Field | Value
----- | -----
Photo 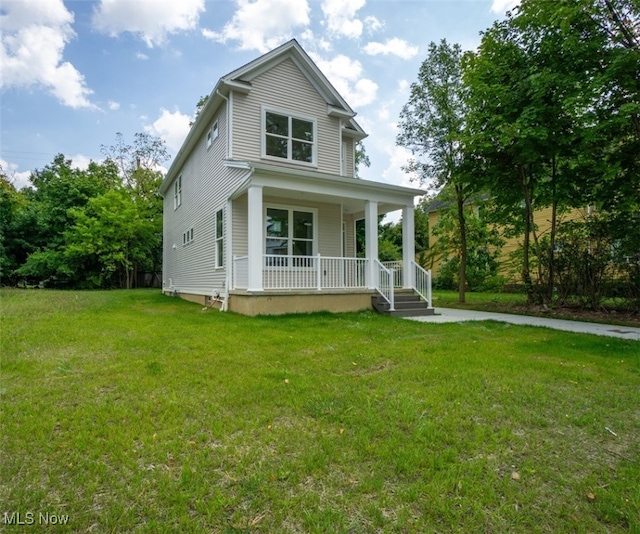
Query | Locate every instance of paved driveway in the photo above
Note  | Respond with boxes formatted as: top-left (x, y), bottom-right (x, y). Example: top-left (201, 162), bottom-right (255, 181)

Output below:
top-left (408, 308), bottom-right (640, 341)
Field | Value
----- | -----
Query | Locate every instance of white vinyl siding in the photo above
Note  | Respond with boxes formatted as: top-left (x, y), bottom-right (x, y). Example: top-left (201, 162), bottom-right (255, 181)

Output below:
top-left (163, 102), bottom-right (251, 294)
top-left (232, 58), bottom-right (342, 174)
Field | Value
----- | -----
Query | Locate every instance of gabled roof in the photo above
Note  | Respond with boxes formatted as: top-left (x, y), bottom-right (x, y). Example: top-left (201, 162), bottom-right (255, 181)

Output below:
top-left (161, 39), bottom-right (366, 194)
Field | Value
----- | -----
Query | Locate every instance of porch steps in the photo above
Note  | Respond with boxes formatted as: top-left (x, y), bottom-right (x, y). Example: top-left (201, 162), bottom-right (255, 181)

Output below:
top-left (371, 291), bottom-right (435, 317)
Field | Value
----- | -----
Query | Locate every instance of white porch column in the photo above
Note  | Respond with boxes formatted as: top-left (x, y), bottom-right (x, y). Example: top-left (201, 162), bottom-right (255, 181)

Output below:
top-left (365, 200), bottom-right (378, 288)
top-left (402, 204), bottom-right (415, 288)
top-left (247, 185), bottom-right (263, 291)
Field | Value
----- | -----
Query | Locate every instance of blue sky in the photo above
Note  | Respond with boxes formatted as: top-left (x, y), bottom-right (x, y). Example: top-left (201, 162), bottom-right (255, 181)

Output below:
top-left (1, 0), bottom-right (518, 193)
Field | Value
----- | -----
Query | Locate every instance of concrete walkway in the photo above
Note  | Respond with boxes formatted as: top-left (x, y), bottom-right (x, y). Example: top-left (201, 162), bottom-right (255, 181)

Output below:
top-left (407, 308), bottom-right (640, 341)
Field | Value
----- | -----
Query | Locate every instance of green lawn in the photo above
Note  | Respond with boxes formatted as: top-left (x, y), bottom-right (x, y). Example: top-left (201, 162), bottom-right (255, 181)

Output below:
top-left (2, 289), bottom-right (639, 533)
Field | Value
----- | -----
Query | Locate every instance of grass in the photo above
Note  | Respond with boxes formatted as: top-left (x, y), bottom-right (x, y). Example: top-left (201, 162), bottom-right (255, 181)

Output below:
top-left (1, 288), bottom-right (639, 533)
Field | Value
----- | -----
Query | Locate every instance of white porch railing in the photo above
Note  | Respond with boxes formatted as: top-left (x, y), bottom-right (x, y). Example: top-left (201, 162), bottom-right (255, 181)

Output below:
top-left (233, 255), bottom-right (249, 289)
top-left (232, 254), bottom-right (432, 311)
top-left (382, 261), bottom-right (403, 288)
top-left (411, 260), bottom-right (432, 308)
top-left (374, 259), bottom-right (395, 311)
top-left (233, 254), bottom-right (367, 290)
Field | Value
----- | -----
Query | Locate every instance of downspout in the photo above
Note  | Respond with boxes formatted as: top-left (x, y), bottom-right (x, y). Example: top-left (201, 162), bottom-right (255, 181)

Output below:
top-left (216, 89), bottom-right (233, 311)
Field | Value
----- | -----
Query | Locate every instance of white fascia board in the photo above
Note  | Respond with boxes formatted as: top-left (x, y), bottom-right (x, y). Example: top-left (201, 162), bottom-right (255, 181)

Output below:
top-left (248, 162), bottom-right (425, 205)
top-left (328, 105), bottom-right (355, 119)
top-left (160, 80), bottom-right (227, 194)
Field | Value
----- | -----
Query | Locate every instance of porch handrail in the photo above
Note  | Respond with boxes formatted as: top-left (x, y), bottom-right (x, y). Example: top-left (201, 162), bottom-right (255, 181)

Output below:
top-left (373, 259), bottom-right (395, 311)
top-left (411, 260), bottom-right (432, 308)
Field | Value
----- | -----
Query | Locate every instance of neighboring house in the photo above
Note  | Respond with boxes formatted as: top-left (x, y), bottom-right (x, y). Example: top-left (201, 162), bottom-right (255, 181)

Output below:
top-left (426, 200), bottom-right (590, 281)
top-left (159, 39), bottom-right (431, 315)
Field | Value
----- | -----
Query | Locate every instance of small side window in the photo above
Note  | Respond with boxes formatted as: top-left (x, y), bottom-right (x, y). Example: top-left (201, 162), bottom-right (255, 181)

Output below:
top-left (212, 120), bottom-right (219, 142)
top-left (215, 209), bottom-right (224, 268)
top-left (174, 175), bottom-right (182, 210)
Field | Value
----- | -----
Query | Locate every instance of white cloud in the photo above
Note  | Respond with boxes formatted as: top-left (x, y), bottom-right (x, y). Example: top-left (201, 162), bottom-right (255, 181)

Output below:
top-left (0, 158), bottom-right (31, 190)
top-left (321, 0), bottom-right (365, 39)
top-left (311, 53), bottom-right (378, 108)
top-left (144, 108), bottom-right (192, 153)
top-left (203, 0), bottom-right (310, 53)
top-left (92, 0), bottom-right (205, 47)
top-left (381, 145), bottom-right (420, 188)
top-left (491, 0), bottom-right (521, 14)
top-left (364, 38), bottom-right (419, 60)
top-left (69, 154), bottom-right (95, 170)
top-left (136, 51), bottom-right (149, 60)
top-left (364, 16), bottom-right (384, 33)
top-left (108, 101), bottom-right (120, 111)
top-left (0, 0), bottom-right (94, 109)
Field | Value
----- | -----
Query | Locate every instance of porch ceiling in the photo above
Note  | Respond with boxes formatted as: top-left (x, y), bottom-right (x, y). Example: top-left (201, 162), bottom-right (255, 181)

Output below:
top-left (229, 160), bottom-right (426, 216)
top-left (261, 185), bottom-right (404, 215)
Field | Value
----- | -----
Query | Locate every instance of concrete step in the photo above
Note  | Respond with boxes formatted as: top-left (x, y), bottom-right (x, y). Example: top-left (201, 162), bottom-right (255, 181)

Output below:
top-left (371, 293), bottom-right (435, 317)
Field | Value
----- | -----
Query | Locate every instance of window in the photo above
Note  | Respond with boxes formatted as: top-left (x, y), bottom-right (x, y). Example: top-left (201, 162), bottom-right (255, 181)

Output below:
top-left (174, 175), bottom-right (182, 210)
top-left (206, 121), bottom-right (219, 149)
top-left (265, 207), bottom-right (315, 266)
top-left (215, 209), bottom-right (224, 268)
top-left (264, 110), bottom-right (315, 164)
top-left (183, 227), bottom-right (194, 246)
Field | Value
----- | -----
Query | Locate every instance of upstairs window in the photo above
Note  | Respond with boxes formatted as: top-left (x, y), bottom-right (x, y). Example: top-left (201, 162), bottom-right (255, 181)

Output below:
top-left (174, 175), bottom-right (182, 210)
top-left (264, 110), bottom-right (315, 164)
top-left (206, 121), bottom-right (219, 150)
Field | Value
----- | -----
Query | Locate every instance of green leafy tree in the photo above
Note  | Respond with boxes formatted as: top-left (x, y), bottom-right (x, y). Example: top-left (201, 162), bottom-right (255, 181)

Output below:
top-left (464, 0), bottom-right (639, 306)
top-left (397, 40), bottom-right (471, 302)
top-left (16, 156), bottom-right (121, 283)
top-left (64, 189), bottom-right (158, 289)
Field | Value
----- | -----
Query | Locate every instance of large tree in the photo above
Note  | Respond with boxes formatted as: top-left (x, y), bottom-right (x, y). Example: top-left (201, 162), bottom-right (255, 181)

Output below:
top-left (397, 40), bottom-right (471, 302)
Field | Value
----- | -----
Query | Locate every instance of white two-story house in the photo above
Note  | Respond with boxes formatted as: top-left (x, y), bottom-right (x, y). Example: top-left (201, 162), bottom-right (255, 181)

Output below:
top-left (159, 39), bottom-right (432, 316)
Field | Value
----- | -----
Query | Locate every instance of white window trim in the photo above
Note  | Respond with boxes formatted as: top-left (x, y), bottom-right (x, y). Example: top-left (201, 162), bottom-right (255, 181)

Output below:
top-left (212, 119), bottom-right (219, 142)
top-left (261, 106), bottom-right (317, 167)
top-left (183, 227), bottom-right (194, 246)
top-left (264, 204), bottom-right (318, 267)
top-left (215, 208), bottom-right (224, 269)
top-left (174, 175), bottom-right (182, 210)
top-left (207, 120), bottom-right (220, 150)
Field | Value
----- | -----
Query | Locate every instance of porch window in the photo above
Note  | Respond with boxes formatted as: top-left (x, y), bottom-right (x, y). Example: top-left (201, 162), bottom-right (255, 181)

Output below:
top-left (265, 207), bottom-right (315, 266)
top-left (215, 209), bottom-right (224, 268)
top-left (264, 110), bottom-right (315, 164)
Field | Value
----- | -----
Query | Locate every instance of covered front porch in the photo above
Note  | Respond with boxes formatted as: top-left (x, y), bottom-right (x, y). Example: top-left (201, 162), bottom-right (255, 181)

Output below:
top-left (225, 161), bottom-right (432, 315)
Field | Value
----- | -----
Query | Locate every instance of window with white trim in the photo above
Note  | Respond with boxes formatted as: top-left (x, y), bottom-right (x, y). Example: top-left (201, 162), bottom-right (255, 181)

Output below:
top-left (215, 209), bottom-right (224, 268)
top-left (264, 110), bottom-right (315, 164)
top-left (174, 175), bottom-right (182, 210)
top-left (206, 121), bottom-right (219, 150)
top-left (265, 206), bottom-right (315, 266)
top-left (183, 227), bottom-right (194, 246)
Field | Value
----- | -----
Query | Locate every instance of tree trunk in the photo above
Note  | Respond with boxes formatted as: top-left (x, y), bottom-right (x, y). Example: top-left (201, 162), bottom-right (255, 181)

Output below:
top-left (520, 165), bottom-right (534, 305)
top-left (456, 184), bottom-right (467, 303)
top-left (547, 156), bottom-right (558, 304)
